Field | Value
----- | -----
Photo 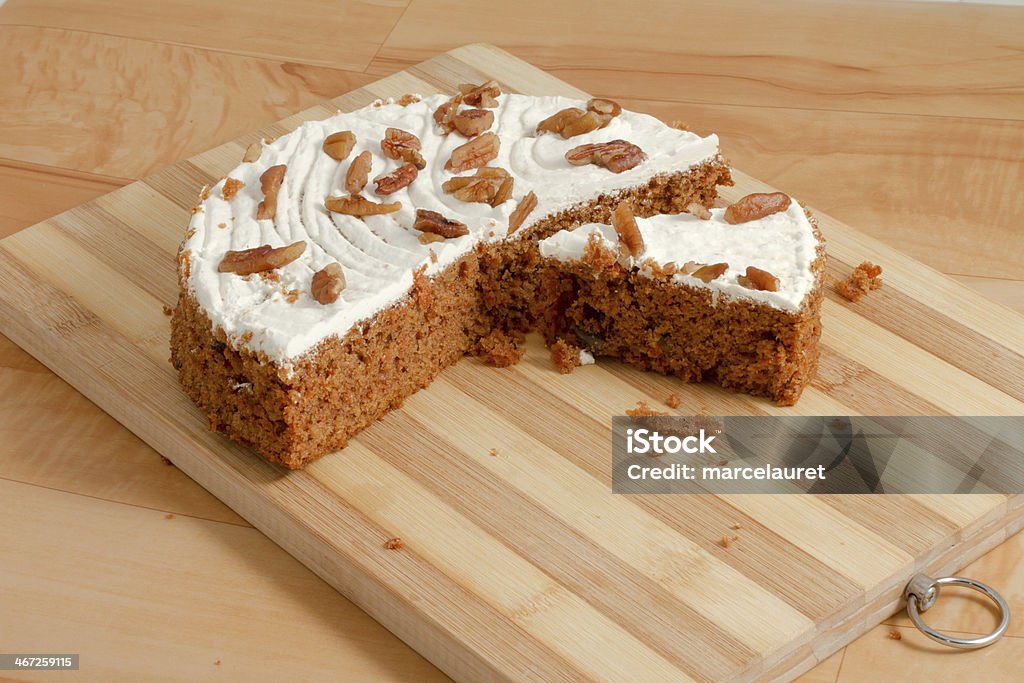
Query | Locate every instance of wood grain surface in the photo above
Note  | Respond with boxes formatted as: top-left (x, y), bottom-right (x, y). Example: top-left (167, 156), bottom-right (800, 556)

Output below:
top-left (1, 2), bottom-right (1022, 681)
top-left (2, 41), bottom-right (1023, 682)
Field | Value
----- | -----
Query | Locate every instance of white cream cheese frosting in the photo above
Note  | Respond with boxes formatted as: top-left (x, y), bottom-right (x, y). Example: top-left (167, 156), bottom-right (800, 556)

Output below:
top-left (537, 202), bottom-right (819, 312)
top-left (181, 93), bottom-right (720, 365)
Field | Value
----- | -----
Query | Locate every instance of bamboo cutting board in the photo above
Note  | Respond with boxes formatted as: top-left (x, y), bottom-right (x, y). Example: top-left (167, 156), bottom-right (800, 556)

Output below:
top-left (2, 44), bottom-right (1023, 681)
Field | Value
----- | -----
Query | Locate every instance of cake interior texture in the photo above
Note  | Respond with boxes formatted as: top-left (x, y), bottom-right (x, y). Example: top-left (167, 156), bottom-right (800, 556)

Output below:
top-left (171, 159), bottom-right (801, 469)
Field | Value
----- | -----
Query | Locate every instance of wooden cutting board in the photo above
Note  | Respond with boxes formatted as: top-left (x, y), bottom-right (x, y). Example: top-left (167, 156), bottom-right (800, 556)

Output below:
top-left (2, 44), bottom-right (1023, 682)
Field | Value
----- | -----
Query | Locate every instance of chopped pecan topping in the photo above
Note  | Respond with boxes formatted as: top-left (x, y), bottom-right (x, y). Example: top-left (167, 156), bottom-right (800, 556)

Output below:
top-left (417, 232), bottom-right (446, 245)
top-left (345, 151), bottom-right (372, 195)
top-left (561, 110), bottom-right (604, 138)
top-left (222, 177), bottom-right (245, 200)
top-left (323, 131), bottom-right (357, 161)
top-left (433, 93), bottom-right (464, 134)
top-left (565, 139), bottom-right (645, 173)
top-left (724, 192), bottom-right (791, 224)
top-left (670, 120), bottom-right (689, 131)
top-left (373, 162), bottom-right (419, 195)
top-left (689, 262), bottom-right (729, 283)
top-left (587, 97), bottom-right (622, 118)
top-left (611, 202), bottom-right (644, 259)
top-left (384, 537), bottom-right (404, 550)
top-left (536, 98), bottom-right (622, 138)
top-left (442, 166), bottom-right (514, 206)
top-left (242, 141), bottom-right (262, 163)
top-left (218, 241), bottom-right (306, 275)
top-left (537, 107), bottom-right (585, 136)
top-left (325, 194), bottom-right (401, 217)
top-left (397, 93), bottom-right (421, 106)
top-left (256, 165), bottom-right (286, 220)
top-left (452, 108), bottom-right (494, 138)
top-left (381, 128), bottom-right (426, 170)
top-left (738, 266), bottom-right (780, 291)
top-left (685, 202), bottom-right (711, 220)
top-left (414, 209), bottom-right (469, 238)
top-left (445, 132), bottom-right (500, 173)
top-left (507, 191), bottom-right (538, 235)
top-left (311, 262), bottom-right (346, 304)
top-left (459, 80), bottom-right (501, 108)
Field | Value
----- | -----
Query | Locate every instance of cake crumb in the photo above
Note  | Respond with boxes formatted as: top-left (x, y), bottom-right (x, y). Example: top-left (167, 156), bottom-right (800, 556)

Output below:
top-left (214, 659), bottom-right (222, 666)
top-left (384, 537), bottom-right (404, 550)
top-left (626, 401), bottom-right (669, 417)
top-left (162, 304), bottom-right (173, 317)
top-left (475, 329), bottom-right (526, 367)
top-left (165, 513), bottom-right (175, 520)
top-left (218, 222), bottom-right (227, 229)
top-left (489, 447), bottom-right (498, 457)
top-left (887, 630), bottom-right (902, 641)
top-left (731, 523), bottom-right (742, 530)
top-left (835, 261), bottom-right (883, 302)
top-left (549, 339), bottom-right (583, 374)
top-left (665, 393), bottom-right (681, 409)
top-left (719, 535), bottom-right (731, 548)
top-left (159, 455), bottom-right (174, 466)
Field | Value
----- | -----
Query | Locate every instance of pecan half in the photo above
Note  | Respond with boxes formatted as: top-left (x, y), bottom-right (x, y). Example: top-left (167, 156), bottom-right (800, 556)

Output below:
top-left (565, 140), bottom-right (645, 174)
top-left (345, 151), bottom-right (372, 194)
top-left (323, 131), bottom-right (356, 161)
top-left (685, 202), bottom-right (711, 220)
top-left (689, 262), bottom-right (729, 283)
top-left (452, 108), bottom-right (494, 137)
top-left (507, 191), bottom-right (538, 235)
top-left (373, 162), bottom-right (419, 195)
top-left (414, 209), bottom-right (469, 238)
top-left (381, 128), bottom-right (426, 170)
top-left (445, 132), bottom-right (499, 173)
top-left (256, 165), bottom-right (286, 220)
top-left (218, 241), bottom-right (306, 275)
top-left (222, 177), bottom-right (244, 200)
top-left (242, 141), bottom-right (262, 163)
top-left (724, 192), bottom-right (791, 224)
top-left (612, 202), bottom-right (644, 258)
top-left (442, 166), bottom-right (513, 206)
top-left (433, 94), bottom-right (464, 134)
top-left (459, 80), bottom-right (501, 108)
top-left (738, 266), bottom-right (780, 291)
top-left (311, 262), bottom-right (346, 304)
top-left (325, 194), bottom-right (401, 217)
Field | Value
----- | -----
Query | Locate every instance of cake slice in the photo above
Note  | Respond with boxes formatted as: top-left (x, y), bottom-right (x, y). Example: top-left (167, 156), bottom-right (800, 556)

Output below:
top-left (536, 196), bottom-right (825, 404)
top-left (171, 84), bottom-right (737, 468)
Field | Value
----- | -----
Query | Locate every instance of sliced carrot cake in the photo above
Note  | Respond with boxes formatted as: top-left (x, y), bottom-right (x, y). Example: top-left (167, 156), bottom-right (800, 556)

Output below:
top-left (536, 196), bottom-right (825, 404)
top-left (169, 82), bottom-right (784, 469)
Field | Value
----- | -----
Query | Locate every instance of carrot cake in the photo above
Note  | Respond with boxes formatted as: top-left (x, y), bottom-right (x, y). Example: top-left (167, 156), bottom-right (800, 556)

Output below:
top-left (170, 82), bottom-right (779, 469)
top-left (536, 197), bottom-right (825, 405)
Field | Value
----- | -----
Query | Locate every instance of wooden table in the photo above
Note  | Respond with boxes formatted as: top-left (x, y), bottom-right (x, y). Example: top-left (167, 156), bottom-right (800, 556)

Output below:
top-left (1, 1), bottom-right (1021, 680)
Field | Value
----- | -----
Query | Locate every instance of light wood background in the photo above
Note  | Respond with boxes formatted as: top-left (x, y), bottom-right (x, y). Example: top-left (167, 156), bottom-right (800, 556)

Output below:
top-left (1, 1), bottom-right (1021, 681)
